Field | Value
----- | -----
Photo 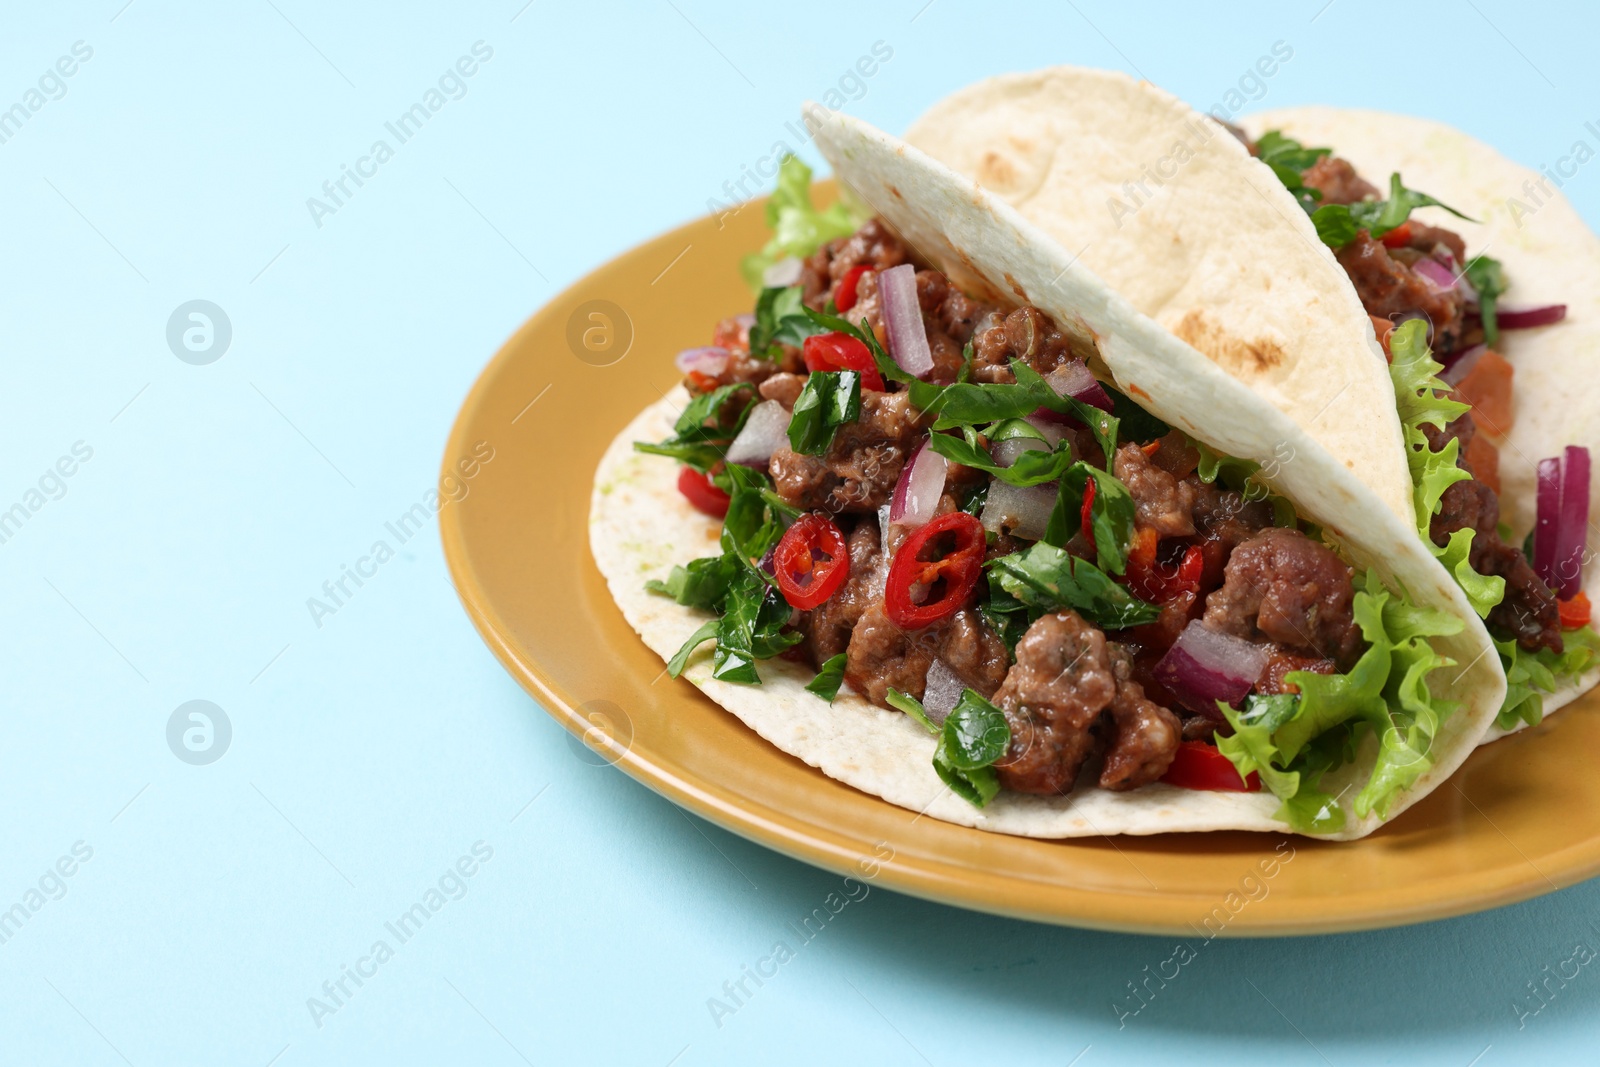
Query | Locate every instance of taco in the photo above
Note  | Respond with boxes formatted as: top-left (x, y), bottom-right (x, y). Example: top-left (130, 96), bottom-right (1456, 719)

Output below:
top-left (903, 70), bottom-right (1598, 738)
top-left (590, 106), bottom-right (1503, 841)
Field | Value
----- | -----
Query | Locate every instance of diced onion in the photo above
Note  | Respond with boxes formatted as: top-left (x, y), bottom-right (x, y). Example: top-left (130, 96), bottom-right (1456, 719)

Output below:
top-left (1412, 256), bottom-right (1457, 292)
top-left (878, 263), bottom-right (934, 378)
top-left (1498, 303), bottom-right (1568, 330)
top-left (1022, 414), bottom-right (1069, 448)
top-left (992, 437), bottom-right (1048, 467)
top-left (725, 400), bottom-right (792, 467)
top-left (889, 437), bottom-right (947, 527)
top-left (1153, 621), bottom-right (1271, 718)
top-left (981, 480), bottom-right (1057, 542)
top-left (1440, 344), bottom-right (1486, 387)
top-left (922, 659), bottom-right (965, 725)
top-left (674, 346), bottom-right (729, 376)
top-left (762, 257), bottom-right (803, 288)
top-left (1537, 447), bottom-right (1592, 600)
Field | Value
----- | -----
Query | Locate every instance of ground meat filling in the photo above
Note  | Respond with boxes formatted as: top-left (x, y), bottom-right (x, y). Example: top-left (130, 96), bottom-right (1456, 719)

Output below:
top-left (843, 604), bottom-right (1008, 708)
top-left (1101, 647), bottom-right (1182, 790)
top-left (1203, 527), bottom-right (1363, 667)
top-left (769, 389), bottom-right (926, 513)
top-left (1300, 155), bottom-right (1379, 206)
top-left (1336, 232), bottom-right (1467, 354)
top-left (992, 611), bottom-right (1118, 795)
top-left (1424, 415), bottom-right (1563, 653)
top-left (801, 517), bottom-right (887, 663)
top-left (1116, 443), bottom-right (1198, 538)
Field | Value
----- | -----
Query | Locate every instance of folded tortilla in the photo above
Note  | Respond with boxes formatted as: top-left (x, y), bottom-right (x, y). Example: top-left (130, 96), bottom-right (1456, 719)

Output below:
top-left (902, 68), bottom-right (1595, 737)
top-left (590, 107), bottom-right (1504, 839)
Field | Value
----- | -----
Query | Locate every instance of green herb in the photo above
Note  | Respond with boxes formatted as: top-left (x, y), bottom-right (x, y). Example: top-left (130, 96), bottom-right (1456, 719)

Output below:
top-left (633, 382), bottom-right (757, 472)
top-left (887, 688), bottom-right (940, 733)
top-left (805, 653), bottom-right (849, 702)
top-left (1254, 130), bottom-right (1331, 212)
top-left (924, 427), bottom-right (1076, 487)
top-left (739, 156), bottom-right (864, 293)
top-left (750, 284), bottom-right (829, 357)
top-left (646, 554), bottom-right (738, 610)
top-left (1464, 255), bottom-right (1507, 348)
top-left (1311, 172), bottom-right (1473, 249)
top-left (1042, 463), bottom-right (1138, 574)
top-left (666, 619), bottom-right (719, 678)
top-left (788, 370), bottom-right (861, 456)
top-left (987, 541), bottom-right (1160, 629)
top-left (888, 688), bottom-right (1011, 808)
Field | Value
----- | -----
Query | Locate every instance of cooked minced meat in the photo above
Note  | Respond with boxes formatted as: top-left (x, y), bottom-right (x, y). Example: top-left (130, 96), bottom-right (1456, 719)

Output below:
top-left (1203, 527), bottom-right (1362, 667)
top-left (769, 389), bottom-right (926, 513)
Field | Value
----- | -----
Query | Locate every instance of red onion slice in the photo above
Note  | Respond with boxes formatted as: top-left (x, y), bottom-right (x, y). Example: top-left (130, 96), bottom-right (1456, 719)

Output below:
top-left (724, 400), bottom-right (792, 467)
top-left (1440, 344), bottom-right (1486, 387)
top-left (922, 659), bottom-right (965, 725)
top-left (1498, 303), bottom-right (1568, 330)
top-left (1045, 360), bottom-right (1114, 413)
top-left (1412, 256), bottom-right (1458, 292)
top-left (889, 437), bottom-right (948, 527)
top-left (675, 346), bottom-right (730, 376)
top-left (762, 257), bottom-right (803, 288)
top-left (980, 480), bottom-right (1057, 542)
top-left (1153, 621), bottom-right (1271, 718)
top-left (878, 263), bottom-right (934, 378)
top-left (1556, 446), bottom-right (1592, 599)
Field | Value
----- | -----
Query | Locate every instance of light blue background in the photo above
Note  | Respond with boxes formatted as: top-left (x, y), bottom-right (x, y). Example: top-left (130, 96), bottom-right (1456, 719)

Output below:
top-left (4, 1), bottom-right (1598, 1063)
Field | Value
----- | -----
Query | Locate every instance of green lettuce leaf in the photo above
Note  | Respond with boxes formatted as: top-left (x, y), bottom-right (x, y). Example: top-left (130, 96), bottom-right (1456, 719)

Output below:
top-left (740, 156), bottom-right (864, 292)
top-left (986, 541), bottom-right (1160, 630)
top-left (788, 370), bottom-right (860, 456)
top-left (805, 653), bottom-right (849, 702)
top-left (1495, 627), bottom-right (1600, 730)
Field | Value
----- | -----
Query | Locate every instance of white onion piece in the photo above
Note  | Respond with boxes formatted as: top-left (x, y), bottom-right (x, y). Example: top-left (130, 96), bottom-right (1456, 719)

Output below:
top-left (674, 346), bottom-right (730, 376)
top-left (1044, 361), bottom-right (1114, 413)
top-left (1022, 414), bottom-right (1068, 448)
top-left (1153, 620), bottom-right (1271, 717)
top-left (762, 257), bottom-right (803, 288)
top-left (992, 437), bottom-right (1048, 468)
top-left (878, 263), bottom-right (934, 378)
top-left (878, 503), bottom-right (893, 559)
top-left (922, 659), bottom-right (965, 726)
top-left (724, 400), bottom-right (791, 467)
top-left (981, 480), bottom-right (1058, 542)
top-left (889, 438), bottom-right (948, 527)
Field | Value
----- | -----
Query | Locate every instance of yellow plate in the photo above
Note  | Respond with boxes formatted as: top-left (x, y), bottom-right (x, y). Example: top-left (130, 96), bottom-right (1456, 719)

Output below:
top-left (440, 184), bottom-right (1600, 936)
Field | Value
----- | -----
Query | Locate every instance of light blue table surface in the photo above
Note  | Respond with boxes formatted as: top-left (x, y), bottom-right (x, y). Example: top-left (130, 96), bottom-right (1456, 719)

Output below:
top-left (5, 1), bottom-right (1599, 1063)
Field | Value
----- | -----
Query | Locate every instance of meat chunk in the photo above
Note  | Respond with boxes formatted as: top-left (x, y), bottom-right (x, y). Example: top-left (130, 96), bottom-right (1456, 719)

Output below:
top-left (757, 372), bottom-right (806, 409)
top-left (1300, 155), bottom-right (1379, 206)
top-left (991, 611), bottom-right (1117, 796)
top-left (970, 307), bottom-right (1077, 383)
top-left (1336, 232), bottom-right (1467, 354)
top-left (1115, 443), bottom-right (1198, 537)
top-left (1203, 528), bottom-right (1362, 666)
top-left (1424, 415), bottom-right (1562, 652)
top-left (801, 516), bottom-right (886, 663)
top-left (1100, 647), bottom-right (1180, 790)
top-left (769, 390), bottom-right (925, 513)
top-left (843, 604), bottom-right (1006, 708)
top-left (1405, 221), bottom-right (1468, 269)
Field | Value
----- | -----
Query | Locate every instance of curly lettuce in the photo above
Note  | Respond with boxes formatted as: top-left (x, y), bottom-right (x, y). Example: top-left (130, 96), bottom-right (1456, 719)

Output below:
top-left (1496, 628), bottom-right (1600, 730)
top-left (1217, 571), bottom-right (1464, 832)
top-left (739, 156), bottom-right (865, 292)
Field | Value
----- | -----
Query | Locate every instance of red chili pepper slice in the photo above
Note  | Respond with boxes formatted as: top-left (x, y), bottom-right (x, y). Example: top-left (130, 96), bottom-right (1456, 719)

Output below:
top-left (1559, 590), bottom-right (1592, 629)
top-left (774, 513), bottom-right (851, 610)
top-left (802, 331), bottom-right (886, 392)
top-left (1161, 741), bottom-right (1260, 792)
top-left (885, 512), bottom-right (986, 629)
top-left (677, 467), bottom-right (730, 519)
top-left (835, 265), bottom-right (872, 313)
top-left (1379, 221), bottom-right (1413, 249)
top-left (1080, 477), bottom-right (1098, 552)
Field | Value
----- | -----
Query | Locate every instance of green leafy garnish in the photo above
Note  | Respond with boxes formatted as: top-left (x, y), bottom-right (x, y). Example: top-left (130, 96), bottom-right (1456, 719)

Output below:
top-left (1041, 463), bottom-right (1138, 573)
top-left (1464, 255), bottom-right (1507, 348)
top-left (1311, 172), bottom-right (1473, 249)
top-left (888, 687), bottom-right (1010, 808)
top-left (924, 426), bottom-right (1077, 487)
top-left (1254, 130), bottom-right (1330, 212)
top-left (739, 156), bottom-right (863, 292)
top-left (987, 541), bottom-right (1160, 630)
top-left (805, 653), bottom-right (849, 702)
top-left (1495, 627), bottom-right (1600, 730)
top-left (633, 382), bottom-right (758, 472)
top-left (787, 370), bottom-right (860, 456)
top-left (750, 284), bottom-right (829, 357)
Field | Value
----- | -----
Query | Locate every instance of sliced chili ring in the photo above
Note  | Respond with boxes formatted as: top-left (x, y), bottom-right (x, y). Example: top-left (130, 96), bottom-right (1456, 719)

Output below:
top-left (774, 513), bottom-right (850, 610)
top-left (835, 265), bottom-right (872, 312)
top-left (884, 511), bottom-right (986, 629)
top-left (676, 466), bottom-right (730, 518)
top-left (802, 331), bottom-right (886, 391)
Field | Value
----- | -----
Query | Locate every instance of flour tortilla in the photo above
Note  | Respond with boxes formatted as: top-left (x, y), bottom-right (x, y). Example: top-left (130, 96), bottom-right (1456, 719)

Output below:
top-left (903, 68), bottom-right (1416, 530)
top-left (1238, 108), bottom-right (1600, 736)
top-left (590, 107), bottom-right (1504, 839)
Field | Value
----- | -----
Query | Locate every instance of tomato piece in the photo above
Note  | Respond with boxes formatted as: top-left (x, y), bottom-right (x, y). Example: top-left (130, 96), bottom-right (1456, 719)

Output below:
top-left (677, 467), bottom-right (730, 519)
top-left (1454, 348), bottom-right (1515, 438)
top-left (802, 332), bottom-right (886, 392)
top-left (885, 512), bottom-right (986, 629)
top-left (836, 265), bottom-right (872, 313)
top-left (1464, 431), bottom-right (1501, 495)
top-left (1369, 315), bottom-right (1395, 361)
top-left (774, 513), bottom-right (850, 610)
top-left (1560, 591), bottom-right (1592, 629)
top-left (1125, 530), bottom-right (1204, 605)
top-left (1161, 741), bottom-right (1260, 792)
top-left (1380, 221), bottom-right (1413, 248)
top-left (1079, 477), bottom-right (1098, 552)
